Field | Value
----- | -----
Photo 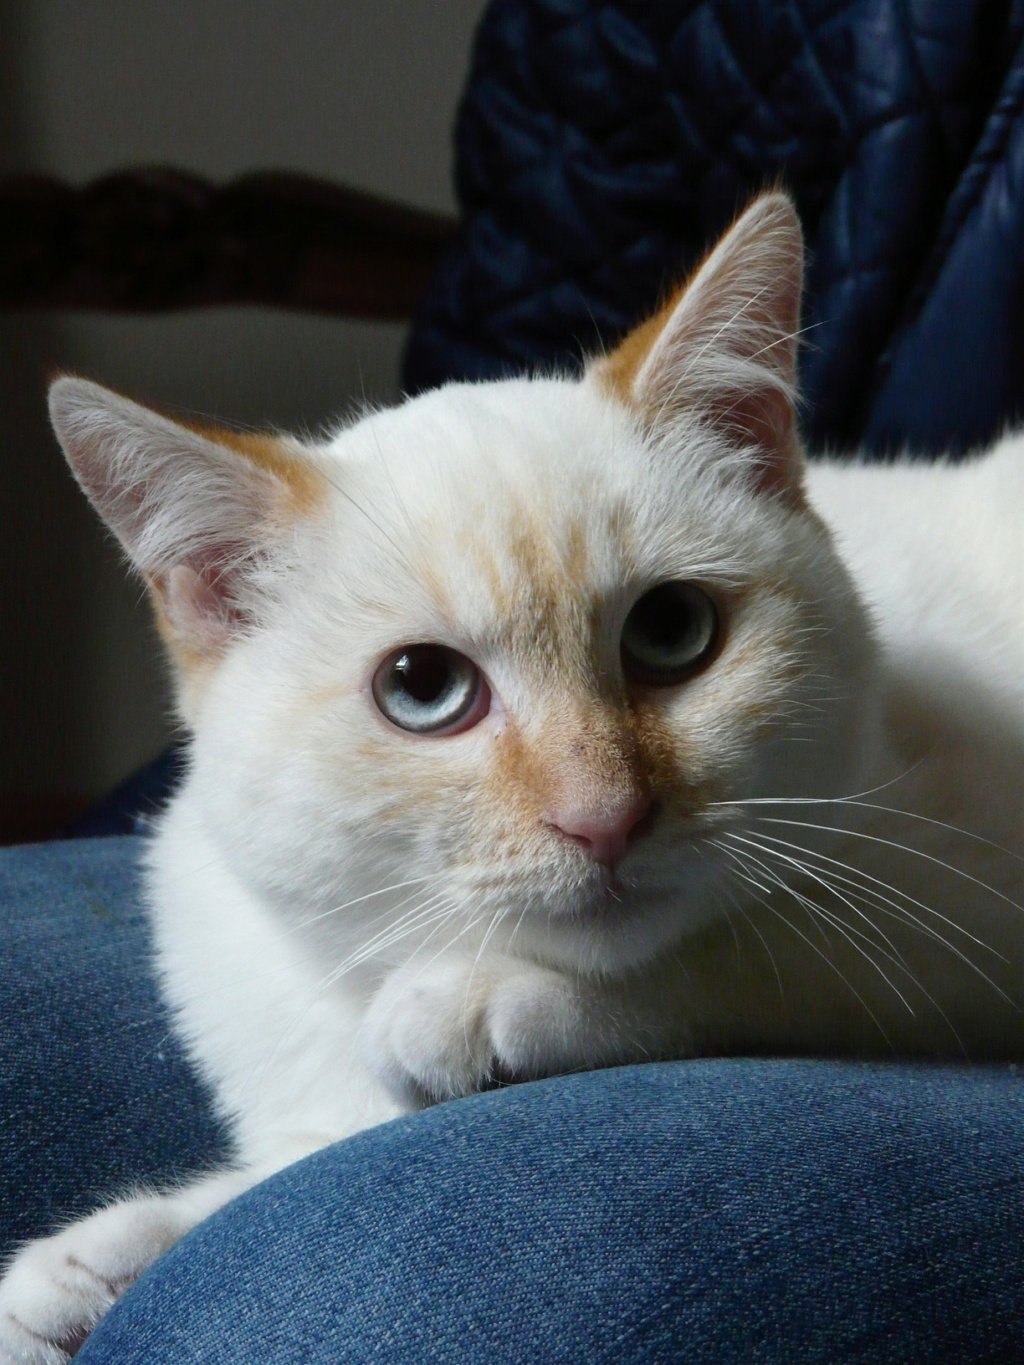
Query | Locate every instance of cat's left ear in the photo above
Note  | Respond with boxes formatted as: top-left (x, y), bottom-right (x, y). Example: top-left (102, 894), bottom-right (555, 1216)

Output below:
top-left (49, 377), bottom-right (324, 673)
top-left (594, 192), bottom-right (804, 501)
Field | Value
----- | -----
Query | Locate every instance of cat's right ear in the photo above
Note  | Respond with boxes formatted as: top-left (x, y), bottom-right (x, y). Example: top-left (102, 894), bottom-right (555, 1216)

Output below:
top-left (49, 377), bottom-right (324, 670)
top-left (594, 192), bottom-right (805, 502)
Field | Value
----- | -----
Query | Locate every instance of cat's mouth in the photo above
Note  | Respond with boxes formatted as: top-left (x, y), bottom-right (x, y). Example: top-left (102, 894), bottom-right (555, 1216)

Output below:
top-left (555, 861), bottom-right (662, 924)
top-left (499, 862), bottom-right (710, 974)
top-left (549, 841), bottom-right (725, 933)
top-left (585, 866), bottom-right (634, 906)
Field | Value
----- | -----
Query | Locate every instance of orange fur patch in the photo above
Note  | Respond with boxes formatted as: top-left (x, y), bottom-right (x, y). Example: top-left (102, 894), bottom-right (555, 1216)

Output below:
top-left (484, 686), bottom-right (716, 841)
top-left (595, 282), bottom-right (688, 407)
top-left (183, 420), bottom-right (326, 514)
top-left (593, 191), bottom-right (803, 443)
top-left (150, 422), bottom-right (325, 703)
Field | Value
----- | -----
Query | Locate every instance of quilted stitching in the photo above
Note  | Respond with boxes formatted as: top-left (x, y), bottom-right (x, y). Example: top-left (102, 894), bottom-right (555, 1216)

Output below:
top-left (405, 0), bottom-right (1024, 455)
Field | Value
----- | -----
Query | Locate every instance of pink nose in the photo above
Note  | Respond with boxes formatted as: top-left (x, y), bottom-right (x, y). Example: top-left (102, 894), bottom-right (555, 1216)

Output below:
top-left (547, 793), bottom-right (655, 871)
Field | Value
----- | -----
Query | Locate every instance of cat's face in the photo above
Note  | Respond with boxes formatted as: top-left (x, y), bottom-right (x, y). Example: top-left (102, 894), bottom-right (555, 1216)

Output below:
top-left (51, 192), bottom-right (879, 976)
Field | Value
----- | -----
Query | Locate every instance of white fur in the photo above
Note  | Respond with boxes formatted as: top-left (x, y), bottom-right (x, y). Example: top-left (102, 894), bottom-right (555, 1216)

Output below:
top-left (4, 194), bottom-right (1023, 1361)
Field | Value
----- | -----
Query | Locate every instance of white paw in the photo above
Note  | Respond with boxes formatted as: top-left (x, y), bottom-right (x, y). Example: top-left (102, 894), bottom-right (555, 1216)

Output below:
top-left (362, 954), bottom-right (616, 1105)
top-left (0, 1195), bottom-right (182, 1363)
top-left (0, 1170), bottom-right (250, 1363)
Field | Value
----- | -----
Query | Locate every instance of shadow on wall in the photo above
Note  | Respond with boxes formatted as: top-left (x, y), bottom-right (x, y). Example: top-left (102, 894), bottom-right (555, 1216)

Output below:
top-left (0, 0), bottom-right (487, 843)
top-left (0, 8), bottom-right (103, 843)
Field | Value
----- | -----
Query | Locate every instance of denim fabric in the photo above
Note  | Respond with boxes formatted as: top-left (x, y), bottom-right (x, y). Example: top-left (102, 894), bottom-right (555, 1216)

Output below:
top-left (80, 1060), bottom-right (1024, 1365)
top-left (0, 836), bottom-right (230, 1255)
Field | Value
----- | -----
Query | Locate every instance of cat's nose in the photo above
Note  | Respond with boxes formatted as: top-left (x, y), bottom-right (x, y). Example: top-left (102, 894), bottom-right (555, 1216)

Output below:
top-left (547, 793), bottom-right (655, 871)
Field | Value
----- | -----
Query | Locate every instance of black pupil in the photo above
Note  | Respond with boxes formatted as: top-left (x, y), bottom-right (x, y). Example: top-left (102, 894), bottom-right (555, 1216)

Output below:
top-left (394, 647), bottom-right (454, 703)
top-left (632, 585), bottom-right (696, 650)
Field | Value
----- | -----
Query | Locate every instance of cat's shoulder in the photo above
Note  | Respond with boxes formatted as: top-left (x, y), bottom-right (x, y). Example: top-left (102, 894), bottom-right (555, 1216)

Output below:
top-left (805, 435), bottom-right (1024, 720)
top-left (805, 432), bottom-right (1023, 575)
top-left (810, 423), bottom-right (1020, 527)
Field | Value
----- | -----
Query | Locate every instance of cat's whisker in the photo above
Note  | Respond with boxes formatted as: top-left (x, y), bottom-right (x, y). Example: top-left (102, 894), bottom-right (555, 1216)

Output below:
top-left (722, 830), bottom-right (907, 966)
top-left (697, 839), bottom-right (743, 959)
top-left (246, 897), bottom-right (470, 1108)
top-left (711, 840), bottom-right (895, 1047)
top-left (469, 899), bottom-right (510, 978)
top-left (321, 891), bottom-right (453, 965)
top-left (715, 874), bottom-right (784, 997)
top-left (316, 893), bottom-right (457, 987)
top-left (289, 876), bottom-right (433, 932)
top-left (243, 899), bottom-right (455, 1104)
top-left (724, 834), bottom-right (910, 966)
top-left (738, 827), bottom-right (1006, 960)
top-left (459, 904), bottom-right (511, 1057)
top-left (286, 877), bottom-right (436, 954)
top-left (706, 758), bottom-right (929, 810)
top-left (711, 850), bottom-right (774, 899)
top-left (720, 832), bottom-right (977, 1053)
top-left (345, 895), bottom-right (463, 968)
top-left (754, 815), bottom-right (1024, 917)
top-left (763, 796), bottom-right (1024, 868)
top-left (715, 837), bottom-right (918, 1014)
top-left (503, 903), bottom-right (533, 956)
top-left (349, 899), bottom-right (483, 1008)
top-left (724, 829), bottom-right (1016, 1018)
top-left (398, 905), bottom-right (496, 995)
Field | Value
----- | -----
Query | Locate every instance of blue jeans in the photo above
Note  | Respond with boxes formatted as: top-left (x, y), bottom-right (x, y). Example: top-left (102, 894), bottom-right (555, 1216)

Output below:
top-left (73, 1061), bottom-right (1024, 1364)
top-left (4, 839), bottom-right (1024, 1363)
top-left (0, 837), bottom-right (229, 1255)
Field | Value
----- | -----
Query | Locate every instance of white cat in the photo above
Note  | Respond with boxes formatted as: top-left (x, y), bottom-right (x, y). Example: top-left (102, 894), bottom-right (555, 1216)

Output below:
top-left (3, 192), bottom-right (1022, 1362)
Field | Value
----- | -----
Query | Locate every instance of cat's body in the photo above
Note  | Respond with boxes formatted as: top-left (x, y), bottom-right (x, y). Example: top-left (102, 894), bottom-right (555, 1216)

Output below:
top-left (3, 194), bottom-right (1022, 1362)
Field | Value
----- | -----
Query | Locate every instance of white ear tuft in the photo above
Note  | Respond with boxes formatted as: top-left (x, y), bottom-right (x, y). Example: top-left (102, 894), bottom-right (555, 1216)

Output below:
top-left (596, 193), bottom-right (806, 500)
top-left (49, 377), bottom-right (318, 661)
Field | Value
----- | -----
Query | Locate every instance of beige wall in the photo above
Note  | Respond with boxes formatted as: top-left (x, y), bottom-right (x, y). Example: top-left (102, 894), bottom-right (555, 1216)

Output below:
top-left (0, 0), bottom-right (486, 829)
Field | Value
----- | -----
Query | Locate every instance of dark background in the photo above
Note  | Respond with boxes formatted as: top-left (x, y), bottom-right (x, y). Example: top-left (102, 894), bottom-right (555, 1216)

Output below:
top-left (0, 0), bottom-right (487, 842)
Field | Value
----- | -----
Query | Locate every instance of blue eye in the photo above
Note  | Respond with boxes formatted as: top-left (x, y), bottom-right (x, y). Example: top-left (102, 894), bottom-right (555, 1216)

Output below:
top-left (621, 582), bottom-right (719, 685)
top-left (373, 645), bottom-right (490, 735)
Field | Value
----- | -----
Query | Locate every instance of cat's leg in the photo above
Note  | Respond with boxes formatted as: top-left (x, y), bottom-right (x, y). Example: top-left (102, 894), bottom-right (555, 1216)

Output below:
top-left (362, 952), bottom-right (680, 1105)
top-left (0, 1165), bottom-right (261, 1365)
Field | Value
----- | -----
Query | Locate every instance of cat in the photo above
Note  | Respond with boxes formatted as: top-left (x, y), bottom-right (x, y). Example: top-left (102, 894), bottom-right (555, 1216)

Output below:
top-left (2, 190), bottom-right (1023, 1362)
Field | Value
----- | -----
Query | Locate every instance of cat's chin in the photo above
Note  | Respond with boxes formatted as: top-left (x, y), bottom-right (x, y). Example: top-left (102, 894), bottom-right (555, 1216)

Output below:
top-left (509, 870), bottom-right (725, 976)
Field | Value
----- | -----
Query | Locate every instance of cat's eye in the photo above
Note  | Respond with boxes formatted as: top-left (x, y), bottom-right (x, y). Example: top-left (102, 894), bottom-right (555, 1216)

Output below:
top-left (372, 645), bottom-right (490, 735)
top-left (621, 582), bottom-right (719, 685)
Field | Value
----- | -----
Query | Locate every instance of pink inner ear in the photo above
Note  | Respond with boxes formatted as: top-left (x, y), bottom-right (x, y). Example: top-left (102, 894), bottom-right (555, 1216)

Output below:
top-left (163, 547), bottom-right (251, 653)
top-left (711, 386), bottom-right (799, 498)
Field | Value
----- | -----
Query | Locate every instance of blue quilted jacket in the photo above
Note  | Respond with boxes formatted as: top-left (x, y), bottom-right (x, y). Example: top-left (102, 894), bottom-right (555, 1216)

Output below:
top-left (405, 0), bottom-right (1024, 458)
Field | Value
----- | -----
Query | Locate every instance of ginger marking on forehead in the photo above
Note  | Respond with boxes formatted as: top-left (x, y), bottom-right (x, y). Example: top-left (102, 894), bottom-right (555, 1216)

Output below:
top-left (457, 527), bottom-right (514, 618)
top-left (448, 497), bottom-right (599, 671)
top-left (500, 504), bottom-right (600, 670)
top-left (565, 520), bottom-right (590, 584)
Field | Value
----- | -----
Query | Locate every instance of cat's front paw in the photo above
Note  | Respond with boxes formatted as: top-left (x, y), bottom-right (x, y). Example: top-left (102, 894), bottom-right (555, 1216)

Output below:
top-left (363, 955), bottom-right (622, 1106)
top-left (0, 1195), bottom-right (184, 1364)
top-left (0, 1168), bottom-right (252, 1364)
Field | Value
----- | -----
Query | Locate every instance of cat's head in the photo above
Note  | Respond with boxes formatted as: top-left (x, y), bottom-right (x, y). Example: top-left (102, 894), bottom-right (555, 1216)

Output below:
top-left (51, 192), bottom-right (879, 975)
